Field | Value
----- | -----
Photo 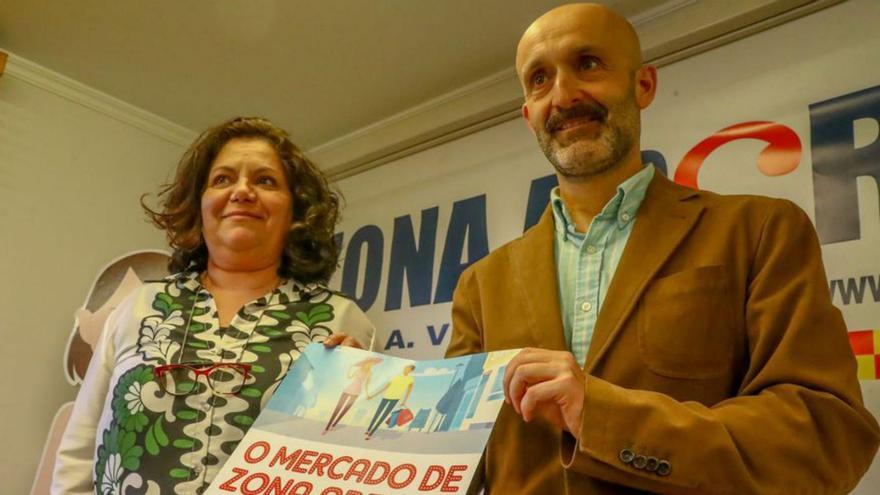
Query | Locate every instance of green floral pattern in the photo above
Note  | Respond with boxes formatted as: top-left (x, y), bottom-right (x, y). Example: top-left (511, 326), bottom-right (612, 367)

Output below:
top-left (90, 271), bottom-right (367, 494)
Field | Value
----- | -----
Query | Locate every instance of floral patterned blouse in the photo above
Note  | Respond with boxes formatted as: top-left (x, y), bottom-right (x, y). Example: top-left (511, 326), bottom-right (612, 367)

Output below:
top-left (52, 271), bottom-right (374, 495)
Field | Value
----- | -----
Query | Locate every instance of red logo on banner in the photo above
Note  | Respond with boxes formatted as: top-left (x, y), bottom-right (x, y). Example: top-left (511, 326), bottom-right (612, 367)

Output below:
top-left (849, 329), bottom-right (880, 380)
top-left (674, 121), bottom-right (802, 189)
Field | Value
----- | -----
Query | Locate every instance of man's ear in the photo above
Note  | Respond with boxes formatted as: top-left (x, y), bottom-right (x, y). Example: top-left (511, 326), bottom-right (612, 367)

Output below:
top-left (522, 104), bottom-right (536, 134)
top-left (634, 65), bottom-right (658, 109)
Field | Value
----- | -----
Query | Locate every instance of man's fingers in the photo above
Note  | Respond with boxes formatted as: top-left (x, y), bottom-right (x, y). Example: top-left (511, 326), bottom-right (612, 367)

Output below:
top-left (503, 348), bottom-right (574, 406)
top-left (507, 362), bottom-right (564, 414)
top-left (518, 373), bottom-right (585, 438)
top-left (519, 379), bottom-right (566, 423)
top-left (503, 348), bottom-right (548, 402)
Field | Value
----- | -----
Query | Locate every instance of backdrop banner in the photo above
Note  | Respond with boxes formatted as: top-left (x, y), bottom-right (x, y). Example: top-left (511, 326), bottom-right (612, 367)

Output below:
top-left (330, 0), bottom-right (880, 491)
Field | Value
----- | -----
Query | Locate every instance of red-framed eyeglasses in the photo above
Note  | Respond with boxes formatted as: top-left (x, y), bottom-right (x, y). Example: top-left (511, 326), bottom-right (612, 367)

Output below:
top-left (154, 362), bottom-right (252, 396)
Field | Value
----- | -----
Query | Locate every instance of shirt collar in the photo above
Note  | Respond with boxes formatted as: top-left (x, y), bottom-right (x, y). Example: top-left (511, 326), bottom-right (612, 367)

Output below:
top-left (550, 165), bottom-right (655, 239)
top-left (167, 268), bottom-right (327, 303)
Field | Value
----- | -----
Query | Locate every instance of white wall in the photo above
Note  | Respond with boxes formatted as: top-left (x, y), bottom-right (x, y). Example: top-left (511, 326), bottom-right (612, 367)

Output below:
top-left (0, 54), bottom-right (188, 495)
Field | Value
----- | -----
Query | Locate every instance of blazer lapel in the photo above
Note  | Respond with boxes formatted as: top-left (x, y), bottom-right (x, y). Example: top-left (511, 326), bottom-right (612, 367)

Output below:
top-left (510, 207), bottom-right (568, 351)
top-left (585, 174), bottom-right (704, 373)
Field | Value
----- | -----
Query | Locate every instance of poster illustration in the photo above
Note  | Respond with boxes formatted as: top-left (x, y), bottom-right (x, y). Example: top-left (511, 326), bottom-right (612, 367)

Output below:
top-left (207, 344), bottom-right (519, 494)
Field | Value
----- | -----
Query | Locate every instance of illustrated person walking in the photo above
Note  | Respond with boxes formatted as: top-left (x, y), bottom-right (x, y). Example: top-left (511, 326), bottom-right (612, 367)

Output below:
top-left (323, 357), bottom-right (382, 434)
top-left (364, 364), bottom-right (416, 440)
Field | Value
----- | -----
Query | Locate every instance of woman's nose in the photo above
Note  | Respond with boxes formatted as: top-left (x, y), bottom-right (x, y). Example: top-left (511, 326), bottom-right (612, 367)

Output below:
top-left (230, 179), bottom-right (256, 202)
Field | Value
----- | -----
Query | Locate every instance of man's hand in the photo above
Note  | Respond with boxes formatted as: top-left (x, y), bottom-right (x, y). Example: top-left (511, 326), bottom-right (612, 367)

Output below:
top-left (323, 333), bottom-right (363, 349)
top-left (503, 348), bottom-right (585, 440)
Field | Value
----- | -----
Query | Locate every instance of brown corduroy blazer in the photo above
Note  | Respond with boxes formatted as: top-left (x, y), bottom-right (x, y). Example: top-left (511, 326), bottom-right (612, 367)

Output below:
top-left (446, 173), bottom-right (879, 494)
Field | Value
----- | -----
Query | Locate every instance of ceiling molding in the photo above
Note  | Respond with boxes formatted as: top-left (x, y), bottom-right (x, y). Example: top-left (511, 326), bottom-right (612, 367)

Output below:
top-left (318, 0), bottom-right (843, 181)
top-left (311, 68), bottom-right (519, 156)
top-left (629, 0), bottom-right (699, 27)
top-left (329, 105), bottom-right (522, 181)
top-left (312, 67), bottom-right (523, 178)
top-left (0, 49), bottom-right (196, 147)
top-left (638, 0), bottom-right (843, 65)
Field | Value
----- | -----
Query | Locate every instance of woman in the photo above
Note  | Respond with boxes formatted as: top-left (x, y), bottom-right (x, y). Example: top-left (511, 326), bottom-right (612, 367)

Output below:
top-left (323, 357), bottom-right (382, 434)
top-left (52, 117), bottom-right (374, 494)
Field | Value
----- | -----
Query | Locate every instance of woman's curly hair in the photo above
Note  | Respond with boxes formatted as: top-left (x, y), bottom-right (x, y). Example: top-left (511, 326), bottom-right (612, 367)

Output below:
top-left (142, 116), bottom-right (341, 284)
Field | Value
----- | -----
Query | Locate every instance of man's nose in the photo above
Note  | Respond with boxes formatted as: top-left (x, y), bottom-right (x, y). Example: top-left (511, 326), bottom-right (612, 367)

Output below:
top-left (551, 70), bottom-right (584, 109)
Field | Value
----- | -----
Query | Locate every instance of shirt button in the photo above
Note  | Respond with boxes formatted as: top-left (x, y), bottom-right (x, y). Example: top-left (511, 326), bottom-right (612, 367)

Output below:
top-left (194, 465), bottom-right (204, 475)
top-left (202, 403), bottom-right (212, 412)
top-left (585, 244), bottom-right (597, 254)
top-left (621, 211), bottom-right (632, 222)
top-left (581, 302), bottom-right (592, 312)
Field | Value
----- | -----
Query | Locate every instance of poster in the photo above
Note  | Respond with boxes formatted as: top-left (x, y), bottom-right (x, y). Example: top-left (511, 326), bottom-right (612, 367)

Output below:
top-left (207, 344), bottom-right (519, 494)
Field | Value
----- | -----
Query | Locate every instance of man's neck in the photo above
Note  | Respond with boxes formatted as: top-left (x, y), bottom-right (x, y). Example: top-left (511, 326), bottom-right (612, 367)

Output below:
top-left (557, 153), bottom-right (643, 232)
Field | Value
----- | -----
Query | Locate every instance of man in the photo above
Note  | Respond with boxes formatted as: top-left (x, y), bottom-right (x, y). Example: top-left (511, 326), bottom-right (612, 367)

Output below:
top-left (445, 3), bottom-right (879, 494)
top-left (365, 364), bottom-right (415, 439)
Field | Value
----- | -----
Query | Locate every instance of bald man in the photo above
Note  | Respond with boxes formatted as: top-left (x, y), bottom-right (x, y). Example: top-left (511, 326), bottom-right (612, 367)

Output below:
top-left (446, 4), bottom-right (879, 494)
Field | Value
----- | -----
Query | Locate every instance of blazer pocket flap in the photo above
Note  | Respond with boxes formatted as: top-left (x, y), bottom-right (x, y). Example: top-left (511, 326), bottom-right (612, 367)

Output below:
top-left (638, 265), bottom-right (734, 379)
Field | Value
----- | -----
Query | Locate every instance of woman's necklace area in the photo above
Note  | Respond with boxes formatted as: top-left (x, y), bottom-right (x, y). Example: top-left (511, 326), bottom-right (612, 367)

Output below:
top-left (200, 269), bottom-right (282, 297)
top-left (177, 269), bottom-right (283, 360)
top-left (168, 269), bottom-right (281, 394)
top-left (200, 270), bottom-right (282, 324)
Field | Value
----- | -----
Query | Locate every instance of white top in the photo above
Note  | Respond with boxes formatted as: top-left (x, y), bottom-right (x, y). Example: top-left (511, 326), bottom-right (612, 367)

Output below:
top-left (52, 271), bottom-right (374, 494)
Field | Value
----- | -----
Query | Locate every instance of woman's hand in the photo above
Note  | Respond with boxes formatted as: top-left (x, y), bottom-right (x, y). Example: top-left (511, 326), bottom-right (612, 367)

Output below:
top-left (324, 333), bottom-right (363, 349)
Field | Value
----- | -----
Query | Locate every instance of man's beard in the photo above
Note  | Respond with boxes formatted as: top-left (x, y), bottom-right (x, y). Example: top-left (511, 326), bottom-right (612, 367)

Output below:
top-left (536, 97), bottom-right (638, 179)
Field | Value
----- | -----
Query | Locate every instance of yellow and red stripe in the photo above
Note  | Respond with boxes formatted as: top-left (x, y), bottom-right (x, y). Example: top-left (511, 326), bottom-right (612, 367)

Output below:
top-left (849, 329), bottom-right (880, 380)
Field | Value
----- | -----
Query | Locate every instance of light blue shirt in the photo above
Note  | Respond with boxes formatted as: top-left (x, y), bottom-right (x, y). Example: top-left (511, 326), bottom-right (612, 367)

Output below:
top-left (551, 165), bottom-right (654, 366)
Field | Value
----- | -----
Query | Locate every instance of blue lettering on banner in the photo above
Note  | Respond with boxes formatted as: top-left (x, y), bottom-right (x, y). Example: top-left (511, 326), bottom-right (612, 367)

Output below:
top-left (523, 174), bottom-right (558, 232)
top-left (641, 150), bottom-right (668, 177)
top-left (385, 207), bottom-right (439, 310)
top-left (427, 323), bottom-right (450, 345)
top-left (810, 84), bottom-right (880, 244)
top-left (336, 196), bottom-right (488, 312)
top-left (340, 225), bottom-right (384, 311)
top-left (384, 329), bottom-right (410, 350)
top-left (382, 325), bottom-right (451, 350)
top-left (335, 85), bottom-right (880, 316)
top-left (433, 195), bottom-right (489, 304)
